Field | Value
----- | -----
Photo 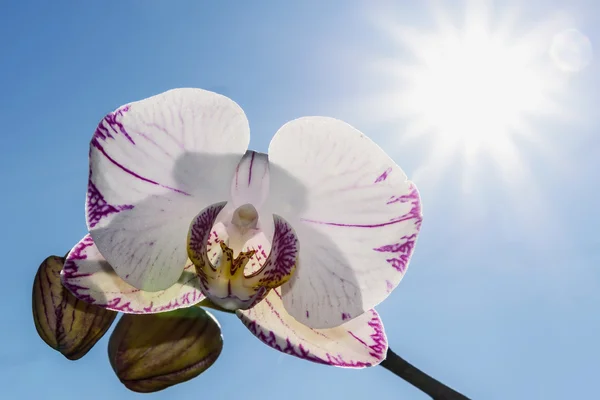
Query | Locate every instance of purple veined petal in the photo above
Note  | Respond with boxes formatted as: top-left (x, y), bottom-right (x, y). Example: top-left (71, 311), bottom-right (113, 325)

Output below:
top-left (61, 235), bottom-right (205, 314)
top-left (87, 88), bottom-right (249, 291)
top-left (267, 117), bottom-right (422, 329)
top-left (243, 215), bottom-right (298, 289)
top-left (237, 288), bottom-right (387, 367)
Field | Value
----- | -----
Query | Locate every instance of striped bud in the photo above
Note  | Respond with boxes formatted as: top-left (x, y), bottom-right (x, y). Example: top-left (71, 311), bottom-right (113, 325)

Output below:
top-left (108, 307), bottom-right (223, 393)
top-left (32, 255), bottom-right (117, 360)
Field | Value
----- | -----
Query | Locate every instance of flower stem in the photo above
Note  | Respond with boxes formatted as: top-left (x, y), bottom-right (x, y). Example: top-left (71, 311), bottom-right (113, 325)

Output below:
top-left (380, 347), bottom-right (471, 400)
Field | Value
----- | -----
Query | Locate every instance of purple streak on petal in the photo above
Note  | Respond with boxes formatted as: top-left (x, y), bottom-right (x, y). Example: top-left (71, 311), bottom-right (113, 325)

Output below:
top-left (341, 312), bottom-right (350, 321)
top-left (373, 234), bottom-right (418, 274)
top-left (147, 122), bottom-right (185, 150)
top-left (301, 215), bottom-right (415, 228)
top-left (90, 139), bottom-right (190, 196)
top-left (386, 184), bottom-right (421, 206)
top-left (243, 321), bottom-right (327, 365)
top-left (129, 128), bottom-right (174, 158)
top-left (235, 150), bottom-right (266, 190)
top-left (62, 236), bottom-right (97, 305)
top-left (367, 313), bottom-right (387, 359)
top-left (87, 181), bottom-right (134, 228)
top-left (106, 297), bottom-right (134, 313)
top-left (94, 106), bottom-right (134, 145)
top-left (348, 331), bottom-right (368, 347)
top-left (374, 167), bottom-right (393, 183)
top-left (142, 302), bottom-right (154, 313)
top-left (248, 151), bottom-right (255, 185)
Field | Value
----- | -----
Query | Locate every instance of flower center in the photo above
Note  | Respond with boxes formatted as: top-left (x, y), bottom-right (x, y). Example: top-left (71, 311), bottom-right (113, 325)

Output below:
top-left (188, 203), bottom-right (299, 311)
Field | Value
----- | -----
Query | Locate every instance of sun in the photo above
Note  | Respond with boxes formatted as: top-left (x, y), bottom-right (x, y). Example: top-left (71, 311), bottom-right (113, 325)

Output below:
top-left (404, 27), bottom-right (547, 153)
top-left (365, 2), bottom-right (576, 185)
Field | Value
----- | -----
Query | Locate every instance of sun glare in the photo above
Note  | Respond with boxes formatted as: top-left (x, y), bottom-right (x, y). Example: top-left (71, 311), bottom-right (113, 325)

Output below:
top-left (405, 28), bottom-right (547, 153)
top-left (364, 2), bottom-right (585, 185)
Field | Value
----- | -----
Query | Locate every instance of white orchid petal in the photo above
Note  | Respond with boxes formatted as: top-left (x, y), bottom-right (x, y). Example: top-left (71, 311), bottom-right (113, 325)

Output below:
top-left (61, 235), bottom-right (205, 313)
top-left (87, 88), bottom-right (249, 291)
top-left (231, 151), bottom-right (270, 209)
top-left (238, 289), bottom-right (387, 367)
top-left (268, 117), bottom-right (422, 328)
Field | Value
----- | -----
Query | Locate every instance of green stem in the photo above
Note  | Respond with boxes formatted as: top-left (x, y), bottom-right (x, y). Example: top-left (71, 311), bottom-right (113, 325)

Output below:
top-left (380, 347), bottom-right (471, 400)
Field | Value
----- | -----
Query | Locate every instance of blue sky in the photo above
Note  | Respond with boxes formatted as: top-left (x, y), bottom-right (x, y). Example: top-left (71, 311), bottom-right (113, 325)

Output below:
top-left (2, 1), bottom-right (599, 399)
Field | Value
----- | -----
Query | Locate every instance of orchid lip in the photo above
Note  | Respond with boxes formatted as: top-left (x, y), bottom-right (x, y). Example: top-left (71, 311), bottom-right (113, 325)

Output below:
top-left (187, 202), bottom-right (299, 311)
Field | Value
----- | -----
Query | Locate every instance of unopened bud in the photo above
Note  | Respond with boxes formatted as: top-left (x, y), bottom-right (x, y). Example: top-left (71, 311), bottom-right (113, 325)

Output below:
top-left (32, 255), bottom-right (117, 360)
top-left (108, 307), bottom-right (223, 393)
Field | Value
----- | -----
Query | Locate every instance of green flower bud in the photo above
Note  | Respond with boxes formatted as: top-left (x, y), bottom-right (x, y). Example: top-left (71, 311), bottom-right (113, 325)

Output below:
top-left (108, 307), bottom-right (223, 393)
top-left (32, 255), bottom-right (118, 360)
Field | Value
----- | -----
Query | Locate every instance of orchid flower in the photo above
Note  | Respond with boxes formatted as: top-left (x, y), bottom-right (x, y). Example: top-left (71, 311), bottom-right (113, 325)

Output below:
top-left (61, 88), bottom-right (422, 368)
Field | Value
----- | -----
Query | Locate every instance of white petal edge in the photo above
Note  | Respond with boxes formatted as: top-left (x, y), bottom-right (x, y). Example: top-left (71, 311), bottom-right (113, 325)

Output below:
top-left (267, 117), bottom-right (422, 328)
top-left (61, 235), bottom-right (205, 313)
top-left (237, 289), bottom-right (387, 367)
top-left (87, 88), bottom-right (249, 291)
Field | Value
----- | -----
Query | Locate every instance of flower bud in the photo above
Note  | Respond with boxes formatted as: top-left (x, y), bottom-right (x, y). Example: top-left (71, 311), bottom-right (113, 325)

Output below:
top-left (32, 255), bottom-right (118, 360)
top-left (108, 307), bottom-right (223, 393)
